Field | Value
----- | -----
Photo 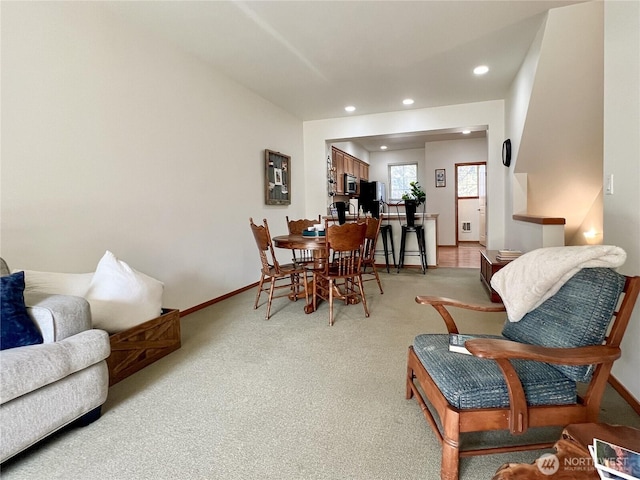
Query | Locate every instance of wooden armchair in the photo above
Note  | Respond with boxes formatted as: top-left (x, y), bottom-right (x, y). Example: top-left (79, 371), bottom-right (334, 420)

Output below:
top-left (405, 268), bottom-right (640, 480)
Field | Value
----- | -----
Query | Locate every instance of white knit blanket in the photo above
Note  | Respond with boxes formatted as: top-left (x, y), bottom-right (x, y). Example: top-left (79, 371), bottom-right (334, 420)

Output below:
top-left (490, 245), bottom-right (626, 322)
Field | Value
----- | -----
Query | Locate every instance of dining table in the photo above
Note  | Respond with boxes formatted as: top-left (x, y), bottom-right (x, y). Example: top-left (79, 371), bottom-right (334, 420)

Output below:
top-left (272, 233), bottom-right (328, 314)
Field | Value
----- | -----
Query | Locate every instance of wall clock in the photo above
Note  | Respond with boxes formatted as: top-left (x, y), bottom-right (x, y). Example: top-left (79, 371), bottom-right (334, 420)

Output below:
top-left (502, 139), bottom-right (512, 167)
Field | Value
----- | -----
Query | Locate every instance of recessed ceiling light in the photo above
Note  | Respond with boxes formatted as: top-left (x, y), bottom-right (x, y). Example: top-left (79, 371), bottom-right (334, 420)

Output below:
top-left (380, 145), bottom-right (388, 150)
top-left (473, 65), bottom-right (489, 75)
top-left (345, 105), bottom-right (356, 112)
top-left (462, 130), bottom-right (471, 134)
top-left (402, 98), bottom-right (414, 105)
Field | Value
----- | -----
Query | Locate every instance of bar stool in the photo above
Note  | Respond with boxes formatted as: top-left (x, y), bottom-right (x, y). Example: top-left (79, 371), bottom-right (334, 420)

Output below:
top-left (378, 211), bottom-right (396, 273)
top-left (396, 202), bottom-right (427, 274)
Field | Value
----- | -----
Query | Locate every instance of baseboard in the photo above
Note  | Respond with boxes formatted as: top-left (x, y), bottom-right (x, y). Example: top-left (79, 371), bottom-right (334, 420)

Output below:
top-left (608, 374), bottom-right (640, 416)
top-left (181, 282), bottom-right (258, 317)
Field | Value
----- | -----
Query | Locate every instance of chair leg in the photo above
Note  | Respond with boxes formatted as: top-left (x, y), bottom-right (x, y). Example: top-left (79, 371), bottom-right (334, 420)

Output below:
top-left (328, 278), bottom-right (335, 326)
top-left (302, 271), bottom-right (309, 306)
top-left (254, 275), bottom-right (265, 309)
top-left (356, 275), bottom-right (369, 318)
top-left (265, 277), bottom-right (276, 320)
top-left (441, 415), bottom-right (461, 480)
top-left (388, 229), bottom-right (397, 270)
top-left (312, 273), bottom-right (318, 312)
top-left (381, 229), bottom-right (391, 273)
top-left (416, 229), bottom-right (426, 274)
top-left (290, 273), bottom-right (299, 301)
top-left (398, 226), bottom-right (407, 273)
top-left (371, 264), bottom-right (383, 294)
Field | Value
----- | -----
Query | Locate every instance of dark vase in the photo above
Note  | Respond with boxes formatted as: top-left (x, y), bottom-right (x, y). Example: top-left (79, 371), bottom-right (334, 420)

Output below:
top-left (405, 200), bottom-right (417, 227)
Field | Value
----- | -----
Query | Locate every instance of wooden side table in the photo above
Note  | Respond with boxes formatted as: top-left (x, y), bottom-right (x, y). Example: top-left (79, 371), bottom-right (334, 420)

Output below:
top-left (480, 250), bottom-right (512, 302)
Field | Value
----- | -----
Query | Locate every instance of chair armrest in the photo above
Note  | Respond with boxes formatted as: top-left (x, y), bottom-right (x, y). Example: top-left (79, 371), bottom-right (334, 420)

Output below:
top-left (414, 296), bottom-right (506, 334)
top-left (415, 296), bottom-right (507, 312)
top-left (24, 293), bottom-right (92, 343)
top-left (465, 338), bottom-right (621, 365)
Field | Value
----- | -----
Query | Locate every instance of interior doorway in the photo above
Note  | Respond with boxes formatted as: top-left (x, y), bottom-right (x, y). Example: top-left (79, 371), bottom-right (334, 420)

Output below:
top-left (454, 162), bottom-right (487, 246)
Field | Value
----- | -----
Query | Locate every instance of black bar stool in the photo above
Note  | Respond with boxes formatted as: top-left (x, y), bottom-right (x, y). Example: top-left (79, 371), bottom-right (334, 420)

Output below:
top-left (396, 201), bottom-right (427, 274)
top-left (378, 211), bottom-right (396, 273)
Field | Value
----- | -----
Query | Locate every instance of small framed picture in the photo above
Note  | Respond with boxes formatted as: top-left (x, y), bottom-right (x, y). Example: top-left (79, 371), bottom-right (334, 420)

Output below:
top-left (274, 168), bottom-right (283, 185)
top-left (435, 168), bottom-right (446, 188)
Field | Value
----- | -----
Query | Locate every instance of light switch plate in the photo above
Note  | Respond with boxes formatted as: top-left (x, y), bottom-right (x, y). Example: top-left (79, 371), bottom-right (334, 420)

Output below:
top-left (605, 174), bottom-right (614, 195)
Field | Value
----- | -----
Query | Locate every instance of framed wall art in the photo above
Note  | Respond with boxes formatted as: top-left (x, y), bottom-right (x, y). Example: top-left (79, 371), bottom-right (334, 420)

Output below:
top-left (265, 150), bottom-right (291, 205)
top-left (435, 168), bottom-right (446, 188)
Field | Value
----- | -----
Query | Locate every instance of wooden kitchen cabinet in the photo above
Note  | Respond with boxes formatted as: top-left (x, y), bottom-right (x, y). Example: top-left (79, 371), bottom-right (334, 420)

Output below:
top-left (331, 146), bottom-right (369, 194)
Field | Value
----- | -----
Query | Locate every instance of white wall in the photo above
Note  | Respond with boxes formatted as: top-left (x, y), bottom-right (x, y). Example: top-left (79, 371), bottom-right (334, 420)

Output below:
top-left (506, 2), bottom-right (604, 248)
top-left (604, 0), bottom-right (640, 403)
top-left (0, 2), bottom-right (304, 310)
top-left (303, 102), bottom-right (505, 249)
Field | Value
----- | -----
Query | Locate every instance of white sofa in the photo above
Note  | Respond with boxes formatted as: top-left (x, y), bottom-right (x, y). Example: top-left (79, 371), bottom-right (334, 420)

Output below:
top-left (0, 259), bottom-right (110, 463)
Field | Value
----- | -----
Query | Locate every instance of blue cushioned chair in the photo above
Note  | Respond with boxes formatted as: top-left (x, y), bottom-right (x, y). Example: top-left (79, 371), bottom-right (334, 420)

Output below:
top-left (406, 268), bottom-right (640, 480)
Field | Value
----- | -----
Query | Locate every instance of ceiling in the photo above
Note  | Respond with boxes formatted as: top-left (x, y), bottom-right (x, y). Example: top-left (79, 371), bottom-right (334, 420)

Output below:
top-left (105, 0), bottom-right (585, 150)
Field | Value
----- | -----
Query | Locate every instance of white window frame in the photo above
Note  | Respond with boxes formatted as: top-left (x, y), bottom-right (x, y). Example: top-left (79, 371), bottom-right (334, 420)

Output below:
top-left (388, 163), bottom-right (418, 202)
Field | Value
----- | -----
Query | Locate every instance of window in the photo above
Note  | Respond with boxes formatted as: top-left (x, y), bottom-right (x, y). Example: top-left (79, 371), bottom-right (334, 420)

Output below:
top-left (389, 163), bottom-right (418, 201)
top-left (457, 164), bottom-right (479, 198)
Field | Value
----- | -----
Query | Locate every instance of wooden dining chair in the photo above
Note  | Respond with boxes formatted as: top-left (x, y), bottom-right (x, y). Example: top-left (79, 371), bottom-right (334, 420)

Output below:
top-left (313, 220), bottom-right (369, 326)
top-left (406, 268), bottom-right (640, 480)
top-left (249, 218), bottom-right (307, 320)
top-left (361, 216), bottom-right (384, 294)
top-left (286, 215), bottom-right (322, 265)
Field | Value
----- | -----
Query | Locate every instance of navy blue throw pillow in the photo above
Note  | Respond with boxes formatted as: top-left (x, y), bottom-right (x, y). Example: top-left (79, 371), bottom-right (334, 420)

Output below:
top-left (1, 271), bottom-right (43, 350)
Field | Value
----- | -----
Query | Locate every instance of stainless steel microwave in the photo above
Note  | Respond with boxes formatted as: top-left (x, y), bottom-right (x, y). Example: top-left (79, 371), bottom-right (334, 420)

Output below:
top-left (344, 174), bottom-right (357, 194)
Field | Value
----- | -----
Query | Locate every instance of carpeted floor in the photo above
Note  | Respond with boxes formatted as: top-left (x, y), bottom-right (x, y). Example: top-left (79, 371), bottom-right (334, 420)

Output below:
top-left (2, 268), bottom-right (638, 480)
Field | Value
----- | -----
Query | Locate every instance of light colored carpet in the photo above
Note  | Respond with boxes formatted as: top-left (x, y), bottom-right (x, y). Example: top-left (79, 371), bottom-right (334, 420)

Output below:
top-left (2, 268), bottom-right (638, 480)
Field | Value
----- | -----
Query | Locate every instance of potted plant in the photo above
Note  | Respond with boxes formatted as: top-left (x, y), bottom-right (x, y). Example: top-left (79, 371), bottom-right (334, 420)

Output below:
top-left (402, 181), bottom-right (426, 226)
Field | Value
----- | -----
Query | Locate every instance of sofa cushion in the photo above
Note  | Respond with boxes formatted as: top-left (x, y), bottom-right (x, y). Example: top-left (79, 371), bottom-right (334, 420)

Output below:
top-left (412, 334), bottom-right (576, 409)
top-left (0, 328), bottom-right (110, 404)
top-left (1, 272), bottom-right (44, 351)
top-left (20, 270), bottom-right (94, 297)
top-left (85, 251), bottom-right (164, 333)
top-left (501, 268), bottom-right (626, 382)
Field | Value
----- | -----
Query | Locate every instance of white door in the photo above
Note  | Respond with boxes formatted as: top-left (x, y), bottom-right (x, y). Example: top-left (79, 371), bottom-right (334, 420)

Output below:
top-left (478, 164), bottom-right (487, 246)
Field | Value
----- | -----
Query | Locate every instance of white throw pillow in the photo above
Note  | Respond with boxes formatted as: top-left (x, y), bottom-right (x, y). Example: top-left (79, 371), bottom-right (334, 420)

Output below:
top-left (85, 251), bottom-right (164, 333)
top-left (17, 270), bottom-right (94, 297)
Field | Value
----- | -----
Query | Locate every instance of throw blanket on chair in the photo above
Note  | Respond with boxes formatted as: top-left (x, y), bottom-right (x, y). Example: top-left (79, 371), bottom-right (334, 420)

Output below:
top-left (491, 245), bottom-right (626, 322)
